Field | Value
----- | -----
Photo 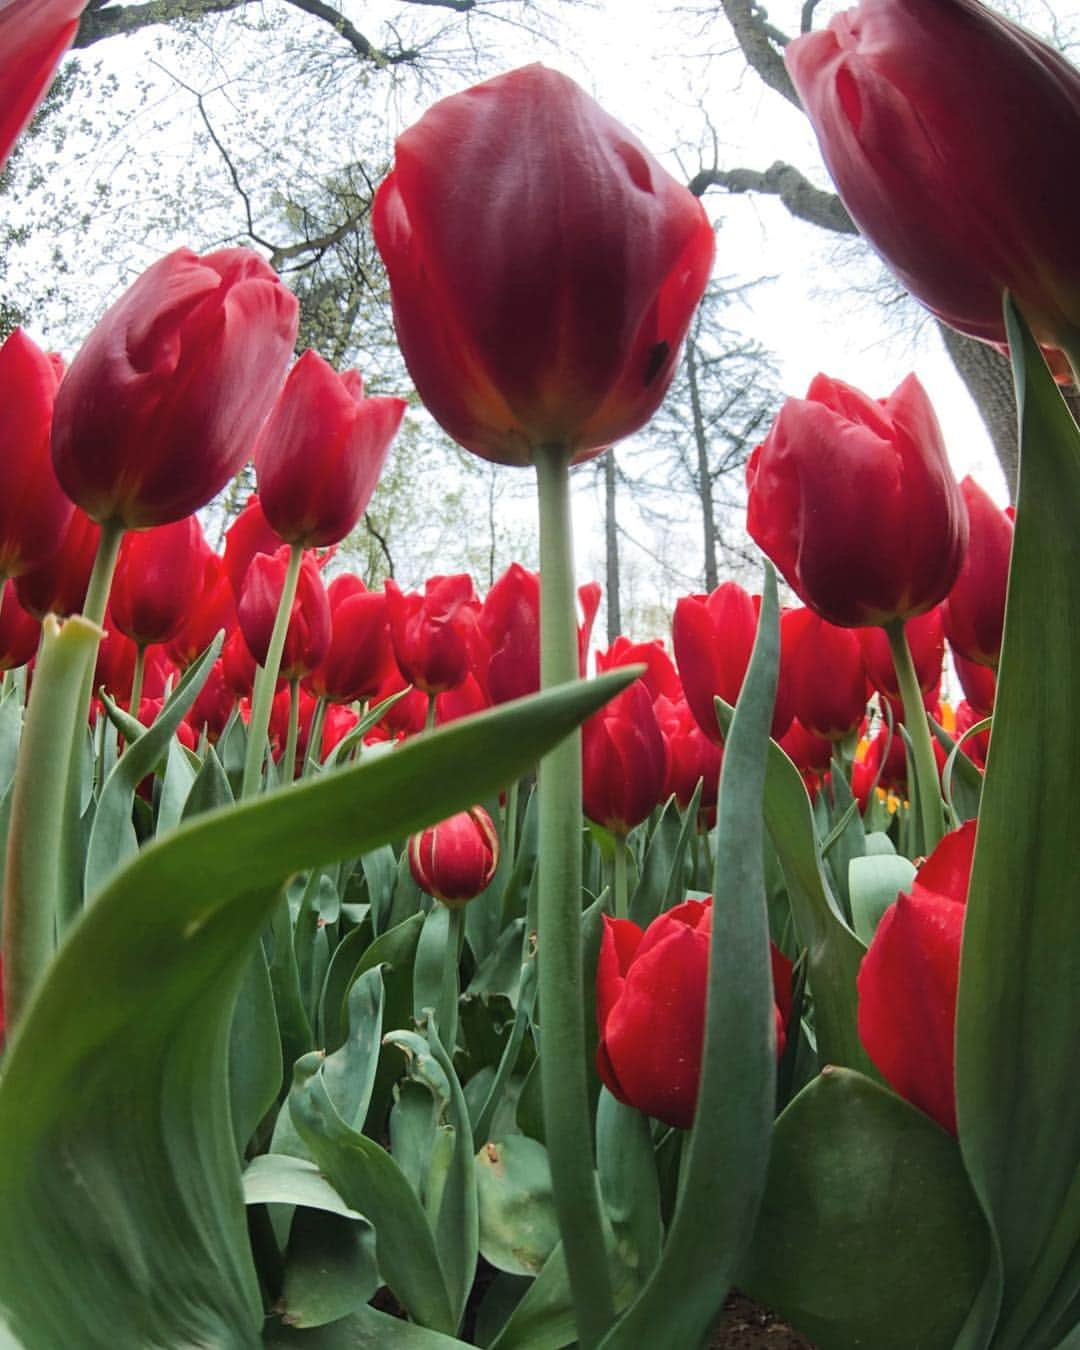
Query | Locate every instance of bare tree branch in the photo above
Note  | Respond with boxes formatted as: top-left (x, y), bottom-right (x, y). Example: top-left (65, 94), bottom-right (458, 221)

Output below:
top-left (364, 512), bottom-right (395, 579)
top-left (690, 160), bottom-right (855, 234)
top-left (718, 0), bottom-right (799, 107)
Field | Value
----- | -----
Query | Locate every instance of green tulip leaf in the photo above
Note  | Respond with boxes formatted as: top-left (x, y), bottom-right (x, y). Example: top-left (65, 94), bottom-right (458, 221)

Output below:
top-left (740, 1067), bottom-right (989, 1350)
top-left (0, 672), bottom-right (637, 1346)
top-left (848, 853), bottom-right (915, 946)
top-left (476, 1134), bottom-right (560, 1277)
top-left (954, 299), bottom-right (1080, 1350)
top-left (262, 1304), bottom-right (473, 1348)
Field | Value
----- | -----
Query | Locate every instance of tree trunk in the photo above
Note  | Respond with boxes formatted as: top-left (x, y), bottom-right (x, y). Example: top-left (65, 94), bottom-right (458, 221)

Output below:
top-left (935, 323), bottom-right (1018, 501)
top-left (685, 334), bottom-right (719, 590)
top-left (604, 449), bottom-right (621, 643)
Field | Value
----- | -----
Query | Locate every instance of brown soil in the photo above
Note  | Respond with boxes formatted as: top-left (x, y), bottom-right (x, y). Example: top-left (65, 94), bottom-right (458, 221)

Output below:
top-left (709, 1292), bottom-right (816, 1348)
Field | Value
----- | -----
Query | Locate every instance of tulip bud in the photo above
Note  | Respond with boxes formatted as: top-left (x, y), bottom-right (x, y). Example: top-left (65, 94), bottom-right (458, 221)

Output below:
top-left (480, 564), bottom-right (541, 705)
top-left (385, 574), bottom-right (481, 695)
top-left (747, 373), bottom-right (968, 627)
top-left (237, 547), bottom-right (331, 680)
top-left (109, 516), bottom-right (208, 649)
top-left (308, 584), bottom-right (395, 705)
top-left (582, 680), bottom-right (669, 835)
top-left (52, 248), bottom-right (299, 528)
top-left (373, 64), bottom-right (715, 466)
top-left (254, 350), bottom-right (406, 548)
top-left (782, 606), bottom-right (868, 741)
top-left (408, 806), bottom-right (499, 907)
top-left (0, 0), bottom-right (88, 170)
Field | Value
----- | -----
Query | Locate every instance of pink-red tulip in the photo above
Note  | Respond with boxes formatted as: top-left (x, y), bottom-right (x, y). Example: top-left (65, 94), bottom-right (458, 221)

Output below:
top-left (581, 679), bottom-right (669, 834)
top-left (785, 0), bottom-right (1080, 351)
top-left (0, 329), bottom-right (73, 577)
top-left (13, 506), bottom-right (99, 621)
top-left (52, 248), bottom-right (298, 528)
top-left (254, 350), bottom-right (405, 547)
top-left (747, 374), bottom-right (967, 627)
top-left (596, 899), bottom-right (792, 1130)
top-left (167, 551), bottom-right (237, 670)
top-left (942, 476), bottom-right (1013, 669)
top-left (223, 495), bottom-right (282, 597)
top-left (480, 564), bottom-right (541, 705)
top-left (185, 659), bottom-right (235, 744)
top-left (373, 64), bottom-right (715, 466)
top-left (109, 515), bottom-right (208, 649)
top-left (596, 636), bottom-right (681, 702)
top-left (237, 548), bottom-right (331, 680)
top-left (0, 0), bottom-right (89, 170)
top-left (308, 583), bottom-right (395, 704)
top-left (408, 807), bottom-right (500, 906)
top-left (385, 574), bottom-right (480, 695)
top-left (857, 819), bottom-right (976, 1134)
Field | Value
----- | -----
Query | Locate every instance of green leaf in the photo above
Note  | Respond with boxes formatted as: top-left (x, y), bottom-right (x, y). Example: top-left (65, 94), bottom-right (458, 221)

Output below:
top-left (280, 1208), bottom-right (380, 1330)
top-left (242, 1153), bottom-right (363, 1218)
top-left (596, 1090), bottom-right (661, 1292)
top-left (0, 672), bottom-right (636, 1345)
top-left (714, 698), bottom-right (874, 1076)
top-left (599, 565), bottom-right (781, 1348)
top-left (847, 853), bottom-right (916, 946)
top-left (954, 299), bottom-right (1080, 1350)
top-left (740, 1068), bottom-right (988, 1350)
top-left (262, 1304), bottom-right (473, 1348)
top-left (476, 1134), bottom-right (560, 1276)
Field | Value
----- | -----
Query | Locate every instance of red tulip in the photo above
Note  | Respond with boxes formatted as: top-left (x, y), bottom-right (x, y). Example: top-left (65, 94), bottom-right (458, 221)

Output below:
top-left (308, 584), bottom-right (395, 704)
top-left (373, 64), bottom-right (715, 467)
top-left (654, 693), bottom-right (722, 826)
top-left (436, 672), bottom-right (491, 727)
top-left (408, 806), bottom-right (500, 907)
top-left (480, 564), bottom-right (541, 705)
top-left (860, 606), bottom-right (944, 702)
top-left (673, 581), bottom-right (791, 743)
top-left (785, 0), bottom-right (1080, 351)
top-left (857, 819), bottom-right (976, 1134)
top-left (582, 679), bottom-right (669, 834)
top-left (94, 619), bottom-right (171, 709)
top-left (596, 636), bottom-right (681, 702)
top-left (954, 699), bottom-right (990, 771)
top-left (52, 248), bottom-right (298, 528)
top-left (747, 374), bottom-right (967, 627)
top-left (778, 717), bottom-right (834, 779)
top-left (237, 547), bottom-right (331, 680)
top-left (167, 551), bottom-right (237, 669)
top-left (254, 350), bottom-right (405, 547)
top-left (13, 507), bottom-right (99, 621)
top-left (0, 582), bottom-right (40, 671)
top-left (953, 651), bottom-right (996, 716)
top-left (782, 606), bottom-right (867, 741)
top-left (0, 329), bottom-right (73, 577)
top-left (185, 659), bottom-right (235, 743)
top-left (223, 494), bottom-right (282, 597)
top-left (109, 516), bottom-right (208, 649)
top-left (385, 574), bottom-right (480, 695)
top-left (222, 625), bottom-right (258, 700)
top-left (942, 477), bottom-right (1013, 669)
top-left (0, 0), bottom-right (88, 170)
top-left (596, 898), bottom-right (791, 1130)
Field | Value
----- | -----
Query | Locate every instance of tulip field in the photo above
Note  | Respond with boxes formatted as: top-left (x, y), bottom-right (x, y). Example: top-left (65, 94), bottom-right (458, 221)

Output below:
top-left (0, 2), bottom-right (1078, 1349)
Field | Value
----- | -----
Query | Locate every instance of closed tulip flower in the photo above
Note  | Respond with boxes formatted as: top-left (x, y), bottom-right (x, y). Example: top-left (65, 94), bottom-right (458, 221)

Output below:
top-left (654, 694), bottom-right (723, 826)
top-left (859, 605), bottom-right (944, 702)
top-left (748, 374), bottom-right (967, 627)
top-left (596, 636), bottom-right (681, 702)
top-left (13, 507), bottom-right (99, 621)
top-left (673, 581), bottom-right (791, 743)
top-left (385, 574), bottom-right (481, 695)
top-left (0, 581), bottom-right (40, 671)
top-left (954, 699), bottom-right (991, 771)
top-left (0, 329), bottom-right (73, 577)
top-left (0, 0), bottom-right (88, 169)
top-left (167, 551), bottom-right (237, 670)
top-left (308, 584), bottom-right (395, 705)
top-left (942, 476), bottom-right (1013, 669)
top-left (223, 494), bottom-right (282, 597)
top-left (373, 64), bottom-right (715, 467)
top-left (596, 899), bottom-right (792, 1130)
top-left (480, 564), bottom-right (541, 705)
top-left (408, 807), bottom-right (500, 907)
top-left (783, 606), bottom-right (868, 741)
top-left (254, 350), bottom-right (405, 547)
top-left (857, 819), bottom-right (976, 1134)
top-left (582, 679), bottom-right (669, 835)
top-left (785, 0), bottom-right (1080, 351)
top-left (109, 515), bottom-right (208, 649)
top-left (238, 547), bottom-right (331, 680)
top-left (52, 248), bottom-right (298, 528)
top-left (953, 651), bottom-right (996, 716)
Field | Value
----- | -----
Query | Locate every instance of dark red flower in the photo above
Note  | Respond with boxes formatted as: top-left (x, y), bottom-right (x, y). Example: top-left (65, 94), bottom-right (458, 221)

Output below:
top-left (596, 636), bottom-right (681, 702)
top-left (408, 806), bottom-right (500, 906)
top-left (782, 606), bottom-right (868, 741)
top-left (254, 350), bottom-right (405, 547)
top-left (596, 898), bottom-right (791, 1130)
top-left (109, 515), bottom-right (208, 649)
top-left (52, 248), bottom-right (298, 528)
top-left (954, 700), bottom-right (990, 771)
top-left (654, 693), bottom-right (722, 825)
top-left (14, 507), bottom-right (99, 621)
top-left (942, 476), bottom-right (1013, 669)
top-left (480, 564), bottom-right (541, 705)
top-left (223, 495), bottom-right (282, 597)
top-left (167, 550), bottom-right (237, 669)
top-left (308, 583), bottom-right (395, 704)
top-left (953, 651), bottom-right (996, 716)
top-left (859, 605), bottom-right (944, 702)
top-left (0, 0), bottom-right (88, 170)
top-left (0, 328), bottom-right (73, 577)
top-left (373, 64), bottom-right (715, 467)
top-left (582, 679), bottom-right (669, 834)
top-left (785, 0), bottom-right (1080, 350)
top-left (237, 547), bottom-right (331, 680)
top-left (747, 374), bottom-right (967, 627)
top-left (857, 819), bottom-right (976, 1134)
top-left (0, 582), bottom-right (40, 671)
top-left (185, 658), bottom-right (235, 744)
top-left (385, 574), bottom-right (480, 695)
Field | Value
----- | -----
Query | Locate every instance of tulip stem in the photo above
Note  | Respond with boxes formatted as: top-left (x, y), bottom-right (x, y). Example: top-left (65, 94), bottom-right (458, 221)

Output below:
top-left (504, 778), bottom-right (519, 869)
top-left (128, 646), bottom-right (146, 717)
top-left (613, 831), bottom-right (629, 920)
top-left (534, 444), bottom-right (615, 1348)
top-left (436, 904), bottom-right (465, 1056)
top-left (885, 619), bottom-right (944, 855)
top-left (241, 543), bottom-right (303, 799)
top-left (283, 677), bottom-right (301, 783)
top-left (303, 694), bottom-right (327, 777)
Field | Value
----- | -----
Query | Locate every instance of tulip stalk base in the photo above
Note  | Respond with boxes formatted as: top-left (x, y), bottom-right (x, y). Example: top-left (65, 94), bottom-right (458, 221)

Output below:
top-left (885, 619), bottom-right (945, 855)
top-left (613, 832), bottom-right (629, 920)
top-left (535, 445), bottom-right (616, 1348)
top-left (436, 905), bottom-right (465, 1056)
top-left (241, 543), bottom-right (303, 799)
